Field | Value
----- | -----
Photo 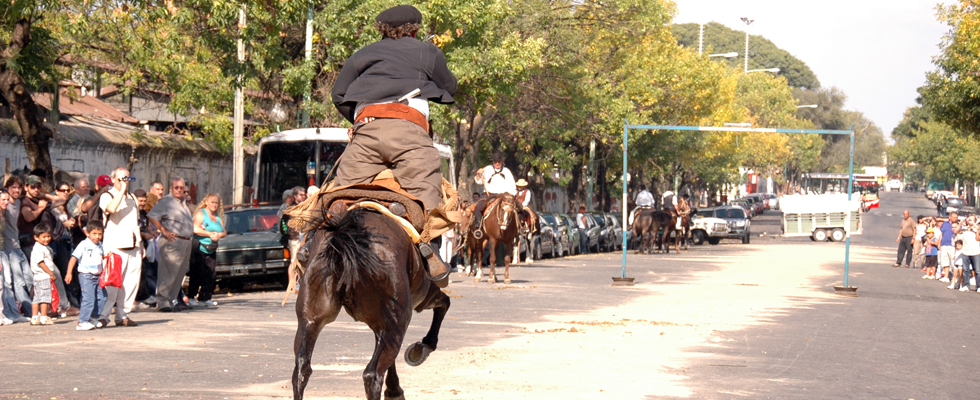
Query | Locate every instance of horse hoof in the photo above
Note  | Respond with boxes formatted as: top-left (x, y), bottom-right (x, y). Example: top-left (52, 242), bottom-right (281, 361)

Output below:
top-left (504, 278), bottom-right (511, 284)
top-left (404, 341), bottom-right (432, 367)
top-left (473, 276), bottom-right (480, 282)
top-left (385, 394), bottom-right (406, 400)
top-left (489, 276), bottom-right (497, 284)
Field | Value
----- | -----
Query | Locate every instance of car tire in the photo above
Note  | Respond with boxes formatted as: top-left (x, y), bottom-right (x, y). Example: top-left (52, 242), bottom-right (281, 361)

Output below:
top-left (813, 229), bottom-right (829, 242)
top-left (707, 238), bottom-right (721, 245)
top-left (831, 228), bottom-right (846, 242)
top-left (693, 230), bottom-right (707, 245)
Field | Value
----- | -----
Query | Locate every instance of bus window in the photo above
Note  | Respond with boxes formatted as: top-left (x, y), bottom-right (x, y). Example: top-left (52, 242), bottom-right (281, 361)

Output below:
top-left (256, 141), bottom-right (347, 203)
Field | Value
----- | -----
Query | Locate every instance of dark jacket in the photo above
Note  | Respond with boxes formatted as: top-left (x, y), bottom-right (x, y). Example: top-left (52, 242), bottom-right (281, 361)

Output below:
top-left (332, 36), bottom-right (457, 122)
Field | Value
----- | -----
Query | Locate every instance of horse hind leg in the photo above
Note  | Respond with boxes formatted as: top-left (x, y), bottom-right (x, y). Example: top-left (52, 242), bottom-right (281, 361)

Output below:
top-left (292, 279), bottom-right (342, 400)
top-left (364, 324), bottom-right (408, 400)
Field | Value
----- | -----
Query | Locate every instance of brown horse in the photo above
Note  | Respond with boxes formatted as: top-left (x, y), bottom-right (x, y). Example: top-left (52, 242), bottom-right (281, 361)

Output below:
top-left (632, 209), bottom-right (676, 254)
top-left (292, 207), bottom-right (451, 400)
top-left (513, 207), bottom-right (539, 264)
top-left (467, 195), bottom-right (520, 283)
top-left (671, 212), bottom-right (692, 252)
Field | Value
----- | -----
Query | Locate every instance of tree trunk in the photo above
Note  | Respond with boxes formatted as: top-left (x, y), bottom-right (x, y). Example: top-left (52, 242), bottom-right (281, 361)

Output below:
top-left (452, 108), bottom-right (494, 202)
top-left (0, 18), bottom-right (55, 190)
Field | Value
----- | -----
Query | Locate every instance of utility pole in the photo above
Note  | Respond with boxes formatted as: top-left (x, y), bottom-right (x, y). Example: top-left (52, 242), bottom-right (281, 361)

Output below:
top-left (741, 17), bottom-right (754, 73)
top-left (233, 5), bottom-right (246, 205)
top-left (587, 140), bottom-right (596, 211)
top-left (698, 23), bottom-right (704, 55)
top-left (300, 5), bottom-right (313, 128)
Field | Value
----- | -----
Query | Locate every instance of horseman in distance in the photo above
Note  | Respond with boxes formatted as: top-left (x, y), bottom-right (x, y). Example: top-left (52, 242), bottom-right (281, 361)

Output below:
top-left (471, 152), bottom-right (521, 237)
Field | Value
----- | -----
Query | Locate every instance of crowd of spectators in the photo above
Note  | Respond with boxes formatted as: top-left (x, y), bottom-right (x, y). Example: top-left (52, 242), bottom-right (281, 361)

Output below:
top-left (897, 210), bottom-right (980, 292)
top-left (1, 168), bottom-right (226, 330)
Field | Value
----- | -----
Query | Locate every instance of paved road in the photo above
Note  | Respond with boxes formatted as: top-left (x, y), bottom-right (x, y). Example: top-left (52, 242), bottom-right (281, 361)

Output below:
top-left (2, 191), bottom-right (976, 399)
top-left (684, 191), bottom-right (980, 399)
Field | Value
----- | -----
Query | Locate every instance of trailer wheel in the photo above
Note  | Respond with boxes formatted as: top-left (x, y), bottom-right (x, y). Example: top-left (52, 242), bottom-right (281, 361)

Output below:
top-left (812, 229), bottom-right (829, 242)
top-left (831, 228), bottom-right (846, 242)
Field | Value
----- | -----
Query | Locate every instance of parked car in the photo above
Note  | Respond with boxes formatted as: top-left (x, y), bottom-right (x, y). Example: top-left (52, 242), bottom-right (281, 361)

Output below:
top-left (538, 212), bottom-right (568, 257)
top-left (215, 206), bottom-right (290, 289)
top-left (557, 214), bottom-right (582, 255)
top-left (589, 212), bottom-right (613, 252)
top-left (933, 190), bottom-right (955, 203)
top-left (696, 205), bottom-right (751, 244)
top-left (690, 212), bottom-right (730, 245)
top-left (531, 212), bottom-right (558, 259)
top-left (729, 200), bottom-right (754, 218)
top-left (612, 213), bottom-right (632, 250)
top-left (580, 213), bottom-right (602, 252)
top-left (604, 213), bottom-right (624, 251)
top-left (745, 193), bottom-right (770, 210)
top-left (945, 196), bottom-right (966, 216)
top-left (765, 193), bottom-right (780, 210)
top-left (737, 196), bottom-right (764, 216)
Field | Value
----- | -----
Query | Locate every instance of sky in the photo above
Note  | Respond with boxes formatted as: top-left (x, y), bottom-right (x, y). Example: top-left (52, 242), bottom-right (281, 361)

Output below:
top-left (671, 0), bottom-right (950, 139)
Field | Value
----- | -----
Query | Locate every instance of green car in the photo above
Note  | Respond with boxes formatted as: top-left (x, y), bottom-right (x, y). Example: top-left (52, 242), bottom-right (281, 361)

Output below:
top-left (214, 206), bottom-right (290, 289)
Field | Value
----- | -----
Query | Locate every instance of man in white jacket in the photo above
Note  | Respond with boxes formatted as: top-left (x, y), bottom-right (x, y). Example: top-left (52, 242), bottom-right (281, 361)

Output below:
top-left (472, 152), bottom-right (517, 233)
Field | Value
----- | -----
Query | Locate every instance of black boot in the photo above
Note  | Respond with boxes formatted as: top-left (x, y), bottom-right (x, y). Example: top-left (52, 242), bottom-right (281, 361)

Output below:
top-left (419, 240), bottom-right (450, 288)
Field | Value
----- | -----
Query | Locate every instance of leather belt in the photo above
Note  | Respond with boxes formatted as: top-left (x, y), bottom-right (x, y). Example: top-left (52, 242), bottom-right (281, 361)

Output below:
top-left (174, 235), bottom-right (191, 240)
top-left (355, 102), bottom-right (430, 134)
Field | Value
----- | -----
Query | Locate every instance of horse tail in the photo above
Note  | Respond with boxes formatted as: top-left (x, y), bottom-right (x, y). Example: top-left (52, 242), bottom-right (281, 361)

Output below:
top-left (307, 208), bottom-right (387, 299)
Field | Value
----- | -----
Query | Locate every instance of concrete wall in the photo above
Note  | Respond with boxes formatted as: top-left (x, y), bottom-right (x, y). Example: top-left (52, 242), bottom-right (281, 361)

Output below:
top-left (1, 136), bottom-right (233, 204)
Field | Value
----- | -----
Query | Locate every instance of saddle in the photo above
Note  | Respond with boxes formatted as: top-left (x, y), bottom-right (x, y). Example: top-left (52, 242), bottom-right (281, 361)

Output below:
top-left (287, 170), bottom-right (460, 244)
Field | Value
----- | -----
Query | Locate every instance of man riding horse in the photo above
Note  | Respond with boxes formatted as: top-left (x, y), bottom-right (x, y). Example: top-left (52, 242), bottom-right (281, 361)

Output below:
top-left (628, 184), bottom-right (654, 229)
top-left (471, 152), bottom-right (520, 236)
top-left (330, 4), bottom-right (457, 283)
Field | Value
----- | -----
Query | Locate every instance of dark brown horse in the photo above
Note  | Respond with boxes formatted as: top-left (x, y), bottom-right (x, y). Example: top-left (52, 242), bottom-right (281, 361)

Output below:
top-left (632, 209), bottom-right (676, 254)
top-left (292, 207), bottom-right (451, 400)
top-left (467, 195), bottom-right (520, 283)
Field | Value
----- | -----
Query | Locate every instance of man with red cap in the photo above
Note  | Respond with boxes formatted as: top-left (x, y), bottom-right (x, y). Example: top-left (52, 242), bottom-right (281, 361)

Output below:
top-left (331, 4), bottom-right (457, 284)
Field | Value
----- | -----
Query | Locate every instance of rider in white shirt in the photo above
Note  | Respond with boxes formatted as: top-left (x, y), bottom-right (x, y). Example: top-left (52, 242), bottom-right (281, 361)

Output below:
top-left (662, 190), bottom-right (678, 214)
top-left (628, 185), bottom-right (654, 226)
top-left (473, 152), bottom-right (517, 232)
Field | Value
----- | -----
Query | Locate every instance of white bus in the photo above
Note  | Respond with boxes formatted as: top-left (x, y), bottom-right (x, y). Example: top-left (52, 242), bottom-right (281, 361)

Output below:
top-left (250, 127), bottom-right (454, 204)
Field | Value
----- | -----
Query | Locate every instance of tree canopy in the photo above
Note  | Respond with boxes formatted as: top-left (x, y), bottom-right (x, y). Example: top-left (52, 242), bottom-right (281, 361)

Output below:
top-left (672, 22), bottom-right (820, 90)
top-left (919, 1), bottom-right (980, 139)
top-left (2, 0), bottom-right (886, 210)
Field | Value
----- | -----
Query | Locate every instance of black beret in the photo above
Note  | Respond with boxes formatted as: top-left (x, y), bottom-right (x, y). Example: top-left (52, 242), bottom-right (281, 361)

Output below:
top-left (376, 5), bottom-right (422, 27)
top-left (492, 152), bottom-right (504, 161)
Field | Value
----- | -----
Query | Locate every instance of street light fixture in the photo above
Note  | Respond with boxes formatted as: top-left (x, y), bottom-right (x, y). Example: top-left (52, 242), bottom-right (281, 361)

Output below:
top-left (741, 17), bottom-right (754, 72)
top-left (708, 52), bottom-right (739, 58)
top-left (747, 68), bottom-right (780, 73)
top-left (796, 104), bottom-right (818, 109)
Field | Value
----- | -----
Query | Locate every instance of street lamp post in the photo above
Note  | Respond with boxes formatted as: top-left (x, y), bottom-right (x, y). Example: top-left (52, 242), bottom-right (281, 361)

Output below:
top-left (747, 68), bottom-right (780, 74)
top-left (796, 104), bottom-right (818, 109)
top-left (708, 52), bottom-right (739, 58)
top-left (741, 17), bottom-right (754, 72)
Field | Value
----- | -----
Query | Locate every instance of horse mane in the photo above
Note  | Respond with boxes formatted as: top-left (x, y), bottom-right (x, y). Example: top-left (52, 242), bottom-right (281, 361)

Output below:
top-left (306, 208), bottom-right (388, 301)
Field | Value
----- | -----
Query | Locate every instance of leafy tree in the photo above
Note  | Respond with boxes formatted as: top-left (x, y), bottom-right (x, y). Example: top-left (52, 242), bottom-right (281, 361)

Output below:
top-left (672, 22), bottom-right (820, 90)
top-left (919, 1), bottom-right (980, 138)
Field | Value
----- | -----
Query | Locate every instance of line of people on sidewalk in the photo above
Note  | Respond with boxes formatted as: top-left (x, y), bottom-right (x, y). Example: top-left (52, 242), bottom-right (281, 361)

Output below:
top-left (896, 210), bottom-right (980, 292)
top-left (1, 168), bottom-right (226, 330)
